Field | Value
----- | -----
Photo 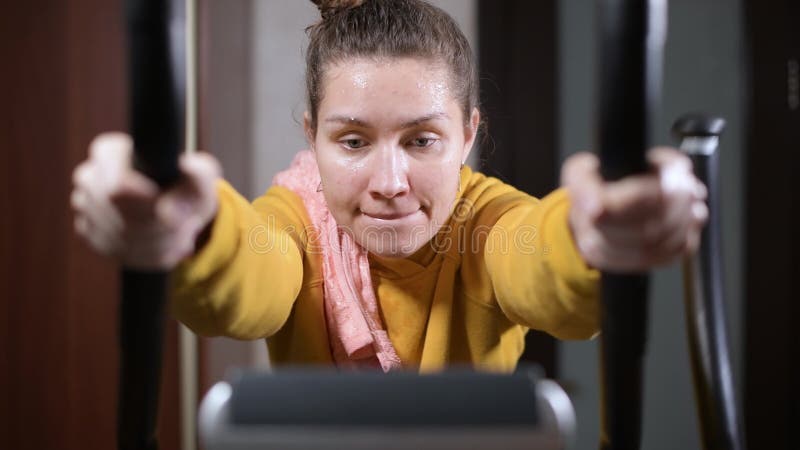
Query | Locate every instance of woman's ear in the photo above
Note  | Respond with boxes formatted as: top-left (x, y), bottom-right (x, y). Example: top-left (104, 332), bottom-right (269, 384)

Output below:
top-left (303, 111), bottom-right (315, 150)
top-left (461, 107), bottom-right (481, 164)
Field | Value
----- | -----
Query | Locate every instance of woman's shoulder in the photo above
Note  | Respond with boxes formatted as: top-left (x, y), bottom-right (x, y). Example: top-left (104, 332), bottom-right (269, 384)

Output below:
top-left (458, 166), bottom-right (538, 217)
top-left (457, 166), bottom-right (571, 231)
top-left (253, 184), bottom-right (309, 221)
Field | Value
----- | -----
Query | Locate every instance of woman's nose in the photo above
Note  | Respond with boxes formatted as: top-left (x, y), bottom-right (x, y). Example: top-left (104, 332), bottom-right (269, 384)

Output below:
top-left (368, 146), bottom-right (409, 199)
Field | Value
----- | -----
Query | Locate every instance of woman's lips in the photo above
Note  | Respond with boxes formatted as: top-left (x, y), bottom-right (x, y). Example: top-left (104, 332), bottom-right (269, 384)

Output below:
top-left (360, 208), bottom-right (422, 221)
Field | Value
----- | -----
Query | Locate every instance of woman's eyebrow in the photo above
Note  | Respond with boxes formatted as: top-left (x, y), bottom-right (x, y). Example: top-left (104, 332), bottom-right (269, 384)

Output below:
top-left (324, 112), bottom-right (450, 129)
top-left (398, 112), bottom-right (450, 129)
top-left (325, 116), bottom-right (372, 127)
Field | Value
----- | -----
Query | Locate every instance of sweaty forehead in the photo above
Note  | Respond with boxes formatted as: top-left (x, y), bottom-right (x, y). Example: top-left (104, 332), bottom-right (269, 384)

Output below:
top-left (320, 57), bottom-right (454, 108)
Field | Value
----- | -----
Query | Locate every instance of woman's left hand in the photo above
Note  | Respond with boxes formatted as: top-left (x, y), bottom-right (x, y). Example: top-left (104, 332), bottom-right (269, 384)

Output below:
top-left (562, 147), bottom-right (708, 272)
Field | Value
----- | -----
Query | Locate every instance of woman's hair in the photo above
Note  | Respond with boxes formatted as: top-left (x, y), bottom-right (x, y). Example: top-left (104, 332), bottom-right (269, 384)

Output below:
top-left (306, 0), bottom-right (478, 131)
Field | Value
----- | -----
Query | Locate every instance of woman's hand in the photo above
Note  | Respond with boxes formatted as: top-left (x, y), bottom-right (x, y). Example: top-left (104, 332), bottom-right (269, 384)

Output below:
top-left (562, 147), bottom-right (708, 272)
top-left (71, 132), bottom-right (221, 270)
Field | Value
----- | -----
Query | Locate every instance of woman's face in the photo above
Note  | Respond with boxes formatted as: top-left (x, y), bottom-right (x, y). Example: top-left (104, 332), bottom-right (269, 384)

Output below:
top-left (307, 57), bottom-right (479, 258)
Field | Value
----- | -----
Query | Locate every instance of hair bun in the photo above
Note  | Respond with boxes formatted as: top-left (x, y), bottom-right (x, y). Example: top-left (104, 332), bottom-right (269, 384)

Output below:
top-left (311, 0), bottom-right (366, 20)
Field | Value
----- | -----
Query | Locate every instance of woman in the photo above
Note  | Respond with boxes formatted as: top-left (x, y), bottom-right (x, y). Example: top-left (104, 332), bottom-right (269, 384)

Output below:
top-left (71, 0), bottom-right (707, 372)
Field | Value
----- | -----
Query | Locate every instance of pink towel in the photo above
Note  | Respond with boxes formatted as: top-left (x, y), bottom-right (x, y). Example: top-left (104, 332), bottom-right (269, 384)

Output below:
top-left (272, 150), bottom-right (402, 372)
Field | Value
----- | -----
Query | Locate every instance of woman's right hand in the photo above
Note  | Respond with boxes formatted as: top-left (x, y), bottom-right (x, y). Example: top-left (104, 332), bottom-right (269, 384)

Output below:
top-left (71, 132), bottom-right (221, 270)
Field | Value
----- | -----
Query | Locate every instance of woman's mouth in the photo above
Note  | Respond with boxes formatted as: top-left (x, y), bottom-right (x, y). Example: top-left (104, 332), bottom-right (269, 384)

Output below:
top-left (359, 208), bottom-right (422, 222)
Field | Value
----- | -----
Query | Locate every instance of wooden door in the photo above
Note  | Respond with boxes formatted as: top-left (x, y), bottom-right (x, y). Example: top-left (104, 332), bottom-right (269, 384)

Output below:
top-left (0, 2), bottom-right (181, 449)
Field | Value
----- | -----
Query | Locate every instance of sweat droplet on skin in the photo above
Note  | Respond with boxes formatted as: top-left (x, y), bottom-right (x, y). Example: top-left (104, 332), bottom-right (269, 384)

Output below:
top-left (422, 79), bottom-right (449, 111)
top-left (352, 71), bottom-right (368, 89)
top-left (348, 159), bottom-right (366, 173)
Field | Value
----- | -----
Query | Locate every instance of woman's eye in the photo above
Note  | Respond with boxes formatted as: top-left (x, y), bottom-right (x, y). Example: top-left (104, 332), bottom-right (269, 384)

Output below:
top-left (340, 138), bottom-right (367, 149)
top-left (409, 137), bottom-right (436, 148)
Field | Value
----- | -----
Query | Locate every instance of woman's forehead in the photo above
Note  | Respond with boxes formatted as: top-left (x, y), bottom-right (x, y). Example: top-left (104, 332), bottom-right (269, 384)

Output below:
top-left (325, 56), bottom-right (450, 78)
top-left (318, 57), bottom-right (459, 123)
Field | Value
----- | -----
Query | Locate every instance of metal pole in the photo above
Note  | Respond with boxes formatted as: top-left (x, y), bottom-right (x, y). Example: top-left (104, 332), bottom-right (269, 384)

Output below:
top-left (673, 113), bottom-right (745, 450)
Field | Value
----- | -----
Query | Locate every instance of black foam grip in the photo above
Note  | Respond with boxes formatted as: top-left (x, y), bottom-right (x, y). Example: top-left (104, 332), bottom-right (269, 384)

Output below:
top-left (118, 1), bottom-right (184, 449)
top-left (595, 1), bottom-right (664, 449)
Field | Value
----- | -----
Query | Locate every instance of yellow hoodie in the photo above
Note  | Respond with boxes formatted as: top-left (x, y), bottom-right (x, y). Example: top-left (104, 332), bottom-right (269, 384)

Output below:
top-left (170, 166), bottom-right (599, 373)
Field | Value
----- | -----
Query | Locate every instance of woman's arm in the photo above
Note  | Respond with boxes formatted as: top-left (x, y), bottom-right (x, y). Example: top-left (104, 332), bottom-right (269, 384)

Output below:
top-left (170, 182), bottom-right (306, 340)
top-left (483, 147), bottom-right (706, 340)
top-left (71, 133), bottom-right (306, 340)
top-left (483, 188), bottom-right (601, 340)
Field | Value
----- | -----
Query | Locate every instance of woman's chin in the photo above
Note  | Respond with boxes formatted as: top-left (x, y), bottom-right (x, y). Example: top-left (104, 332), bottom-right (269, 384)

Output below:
top-left (354, 233), bottom-right (428, 258)
top-left (342, 215), bottom-right (428, 256)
